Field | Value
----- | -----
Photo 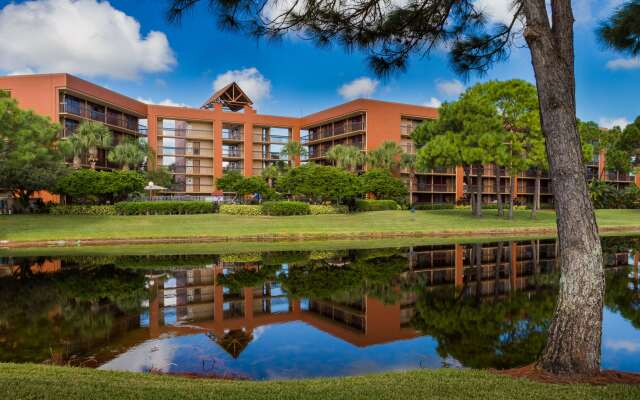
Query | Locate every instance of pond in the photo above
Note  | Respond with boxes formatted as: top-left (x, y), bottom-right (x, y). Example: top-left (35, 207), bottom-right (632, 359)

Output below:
top-left (1, 236), bottom-right (639, 380)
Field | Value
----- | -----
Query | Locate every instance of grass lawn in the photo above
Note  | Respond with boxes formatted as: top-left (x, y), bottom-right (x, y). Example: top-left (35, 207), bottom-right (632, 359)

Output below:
top-left (1, 364), bottom-right (639, 400)
top-left (0, 209), bottom-right (639, 243)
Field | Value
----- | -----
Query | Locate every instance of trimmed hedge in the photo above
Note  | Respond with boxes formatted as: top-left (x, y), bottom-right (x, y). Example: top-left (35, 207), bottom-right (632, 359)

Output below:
top-left (115, 201), bottom-right (217, 215)
top-left (412, 203), bottom-right (455, 210)
top-left (309, 204), bottom-right (349, 215)
top-left (49, 205), bottom-right (117, 216)
top-left (219, 204), bottom-right (263, 216)
top-left (262, 201), bottom-right (310, 216)
top-left (355, 199), bottom-right (399, 212)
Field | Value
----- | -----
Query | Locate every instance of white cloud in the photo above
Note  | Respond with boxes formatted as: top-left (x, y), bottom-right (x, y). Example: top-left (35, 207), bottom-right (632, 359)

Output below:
top-left (137, 97), bottom-right (189, 108)
top-left (423, 97), bottom-right (442, 108)
top-left (213, 67), bottom-right (272, 104)
top-left (0, 0), bottom-right (175, 80)
top-left (606, 57), bottom-right (640, 70)
top-left (474, 0), bottom-right (517, 25)
top-left (599, 117), bottom-right (630, 129)
top-left (436, 79), bottom-right (465, 97)
top-left (8, 68), bottom-right (36, 76)
top-left (606, 339), bottom-right (640, 353)
top-left (338, 77), bottom-right (379, 100)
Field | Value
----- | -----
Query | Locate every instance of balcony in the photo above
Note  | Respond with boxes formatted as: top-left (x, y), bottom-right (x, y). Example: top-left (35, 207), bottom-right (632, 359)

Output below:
top-left (222, 149), bottom-right (243, 158)
top-left (415, 183), bottom-right (456, 193)
top-left (607, 171), bottom-right (632, 182)
top-left (60, 102), bottom-right (143, 134)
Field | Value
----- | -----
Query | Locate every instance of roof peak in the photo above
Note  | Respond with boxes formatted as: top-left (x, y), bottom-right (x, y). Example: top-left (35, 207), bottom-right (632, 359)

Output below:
top-left (201, 82), bottom-right (253, 112)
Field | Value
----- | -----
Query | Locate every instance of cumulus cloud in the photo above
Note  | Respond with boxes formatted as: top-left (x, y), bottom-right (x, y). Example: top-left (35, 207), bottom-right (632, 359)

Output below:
top-left (423, 97), bottom-right (442, 108)
top-left (599, 117), bottom-right (630, 129)
top-left (213, 67), bottom-right (272, 104)
top-left (338, 77), bottom-right (379, 100)
top-left (137, 97), bottom-right (189, 108)
top-left (606, 57), bottom-right (640, 70)
top-left (436, 79), bottom-right (465, 97)
top-left (474, 0), bottom-right (517, 25)
top-left (606, 339), bottom-right (640, 353)
top-left (0, 0), bottom-right (175, 80)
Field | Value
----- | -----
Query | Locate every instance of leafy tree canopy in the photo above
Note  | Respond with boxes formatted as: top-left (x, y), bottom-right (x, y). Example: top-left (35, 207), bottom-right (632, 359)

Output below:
top-left (0, 93), bottom-right (68, 203)
top-left (598, 1), bottom-right (640, 56)
top-left (276, 163), bottom-right (362, 203)
top-left (55, 169), bottom-right (145, 203)
top-left (360, 169), bottom-right (408, 204)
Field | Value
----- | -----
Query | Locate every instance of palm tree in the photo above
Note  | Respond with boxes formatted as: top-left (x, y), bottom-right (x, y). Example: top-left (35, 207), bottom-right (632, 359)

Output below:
top-left (107, 138), bottom-right (147, 170)
top-left (64, 121), bottom-right (113, 169)
top-left (280, 140), bottom-right (308, 168)
top-left (326, 144), bottom-right (365, 172)
top-left (400, 153), bottom-right (416, 205)
top-left (261, 164), bottom-right (280, 188)
top-left (366, 141), bottom-right (403, 170)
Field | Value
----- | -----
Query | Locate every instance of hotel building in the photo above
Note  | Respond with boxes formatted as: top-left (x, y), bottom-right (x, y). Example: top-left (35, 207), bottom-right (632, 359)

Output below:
top-left (1, 73), bottom-right (638, 205)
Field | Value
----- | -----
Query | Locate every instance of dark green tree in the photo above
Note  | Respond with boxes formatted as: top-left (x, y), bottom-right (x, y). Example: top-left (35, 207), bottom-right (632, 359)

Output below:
top-left (598, 1), bottom-right (640, 55)
top-left (276, 164), bottom-right (362, 204)
top-left (360, 169), bottom-right (409, 204)
top-left (0, 92), bottom-right (68, 209)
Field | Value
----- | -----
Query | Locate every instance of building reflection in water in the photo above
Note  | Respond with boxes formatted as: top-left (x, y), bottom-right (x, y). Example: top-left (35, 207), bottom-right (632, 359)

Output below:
top-left (0, 237), bottom-right (638, 377)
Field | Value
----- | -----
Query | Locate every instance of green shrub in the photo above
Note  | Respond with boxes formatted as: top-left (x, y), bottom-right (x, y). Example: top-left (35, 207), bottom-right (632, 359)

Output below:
top-left (412, 203), bottom-right (455, 210)
top-left (219, 204), bottom-right (263, 216)
top-left (359, 169), bottom-right (408, 204)
top-left (49, 205), bottom-right (116, 215)
top-left (115, 201), bottom-right (217, 215)
top-left (309, 204), bottom-right (349, 215)
top-left (355, 199), bottom-right (399, 212)
top-left (262, 201), bottom-right (310, 216)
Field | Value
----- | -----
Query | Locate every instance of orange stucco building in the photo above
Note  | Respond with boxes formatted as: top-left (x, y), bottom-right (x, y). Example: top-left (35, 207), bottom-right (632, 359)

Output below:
top-left (1, 73), bottom-right (637, 205)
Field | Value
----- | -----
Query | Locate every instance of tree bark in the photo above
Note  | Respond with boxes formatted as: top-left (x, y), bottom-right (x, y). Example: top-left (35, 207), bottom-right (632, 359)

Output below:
top-left (475, 165), bottom-right (483, 217)
top-left (523, 0), bottom-right (604, 375)
top-left (496, 164), bottom-right (504, 217)
top-left (464, 166), bottom-right (475, 215)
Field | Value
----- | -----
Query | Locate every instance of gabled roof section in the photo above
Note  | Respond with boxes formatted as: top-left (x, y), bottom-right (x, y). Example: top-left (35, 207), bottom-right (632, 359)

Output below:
top-left (201, 82), bottom-right (253, 112)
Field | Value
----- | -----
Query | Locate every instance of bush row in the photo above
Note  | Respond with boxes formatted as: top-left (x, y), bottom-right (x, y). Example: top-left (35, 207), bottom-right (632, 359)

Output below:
top-left (114, 201), bottom-right (218, 215)
top-left (262, 201), bottom-right (310, 216)
top-left (354, 199), bottom-right (399, 212)
top-left (219, 202), bottom-right (349, 216)
top-left (49, 205), bottom-right (117, 216)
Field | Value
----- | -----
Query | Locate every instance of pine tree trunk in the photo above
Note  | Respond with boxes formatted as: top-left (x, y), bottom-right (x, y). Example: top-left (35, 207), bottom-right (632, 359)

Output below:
top-left (475, 166), bottom-right (483, 217)
top-left (523, 0), bottom-right (604, 375)
top-left (496, 164), bottom-right (504, 217)
top-left (464, 166), bottom-right (475, 215)
top-left (409, 171), bottom-right (415, 205)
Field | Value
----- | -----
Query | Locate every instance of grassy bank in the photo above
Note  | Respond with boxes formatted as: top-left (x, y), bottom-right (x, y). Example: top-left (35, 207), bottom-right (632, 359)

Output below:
top-left (1, 363), bottom-right (639, 400)
top-left (1, 209), bottom-right (639, 244)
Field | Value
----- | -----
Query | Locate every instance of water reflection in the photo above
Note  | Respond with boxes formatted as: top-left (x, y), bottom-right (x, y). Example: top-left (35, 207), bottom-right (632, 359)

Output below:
top-left (0, 236), bottom-right (638, 379)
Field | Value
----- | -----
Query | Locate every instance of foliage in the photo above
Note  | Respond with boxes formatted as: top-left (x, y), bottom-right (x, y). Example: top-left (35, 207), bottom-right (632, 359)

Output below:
top-left (276, 163), bottom-right (362, 204)
top-left (107, 138), bottom-right (147, 170)
top-left (589, 181), bottom-right (640, 209)
top-left (280, 140), bottom-right (307, 167)
top-left (61, 120), bottom-right (112, 169)
top-left (114, 201), bottom-right (217, 215)
top-left (598, 1), bottom-right (640, 56)
top-left (261, 201), bottom-right (310, 216)
top-left (326, 144), bottom-right (366, 172)
top-left (55, 169), bottom-right (145, 203)
top-left (219, 204), bottom-right (263, 216)
top-left (309, 204), bottom-right (349, 215)
top-left (49, 205), bottom-right (117, 216)
top-left (0, 92), bottom-right (68, 207)
top-left (366, 141), bottom-right (403, 170)
top-left (216, 171), bottom-right (270, 200)
top-left (359, 169), bottom-right (408, 204)
top-left (145, 166), bottom-right (174, 188)
top-left (354, 199), bottom-right (399, 212)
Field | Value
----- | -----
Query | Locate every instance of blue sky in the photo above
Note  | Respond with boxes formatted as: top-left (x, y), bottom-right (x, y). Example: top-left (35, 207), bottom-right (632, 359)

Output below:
top-left (0, 0), bottom-right (637, 127)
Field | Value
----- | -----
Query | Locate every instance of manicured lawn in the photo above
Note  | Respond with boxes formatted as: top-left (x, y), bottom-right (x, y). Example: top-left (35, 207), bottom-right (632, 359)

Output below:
top-left (1, 363), bottom-right (639, 400)
top-left (0, 209), bottom-right (639, 243)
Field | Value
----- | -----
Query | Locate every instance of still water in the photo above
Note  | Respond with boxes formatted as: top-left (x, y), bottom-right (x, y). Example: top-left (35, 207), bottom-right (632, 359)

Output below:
top-left (1, 236), bottom-right (639, 380)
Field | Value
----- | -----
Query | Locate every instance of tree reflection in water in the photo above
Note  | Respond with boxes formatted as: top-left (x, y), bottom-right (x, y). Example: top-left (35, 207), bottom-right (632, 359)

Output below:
top-left (0, 235), bottom-right (638, 376)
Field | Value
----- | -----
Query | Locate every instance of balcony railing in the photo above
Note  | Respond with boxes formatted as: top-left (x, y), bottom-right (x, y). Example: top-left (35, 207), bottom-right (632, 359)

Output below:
top-left (415, 183), bottom-right (456, 192)
top-left (60, 102), bottom-right (142, 133)
top-left (222, 132), bottom-right (244, 141)
top-left (222, 149), bottom-right (243, 158)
